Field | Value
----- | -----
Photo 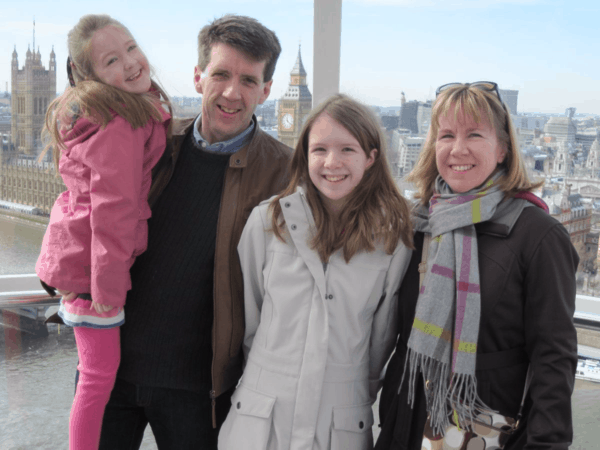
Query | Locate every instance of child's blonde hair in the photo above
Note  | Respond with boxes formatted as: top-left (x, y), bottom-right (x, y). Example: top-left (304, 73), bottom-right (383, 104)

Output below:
top-left (270, 94), bottom-right (413, 263)
top-left (41, 14), bottom-right (172, 170)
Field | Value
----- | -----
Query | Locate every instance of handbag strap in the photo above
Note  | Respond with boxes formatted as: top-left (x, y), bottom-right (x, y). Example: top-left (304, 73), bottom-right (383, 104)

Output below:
top-left (513, 366), bottom-right (533, 430)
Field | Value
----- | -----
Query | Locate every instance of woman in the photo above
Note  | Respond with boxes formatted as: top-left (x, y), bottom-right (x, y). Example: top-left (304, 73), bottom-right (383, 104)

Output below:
top-left (376, 82), bottom-right (578, 450)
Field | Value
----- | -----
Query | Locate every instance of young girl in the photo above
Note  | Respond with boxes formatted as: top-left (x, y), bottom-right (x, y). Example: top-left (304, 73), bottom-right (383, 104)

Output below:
top-left (35, 14), bottom-right (171, 450)
top-left (218, 94), bottom-right (413, 450)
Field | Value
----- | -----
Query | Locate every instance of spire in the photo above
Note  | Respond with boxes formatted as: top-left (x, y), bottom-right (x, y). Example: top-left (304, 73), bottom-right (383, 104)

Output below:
top-left (590, 138), bottom-right (600, 155)
top-left (12, 46), bottom-right (18, 70)
top-left (49, 45), bottom-right (56, 71)
top-left (33, 18), bottom-right (35, 55)
top-left (587, 138), bottom-right (600, 170)
top-left (291, 44), bottom-right (307, 77)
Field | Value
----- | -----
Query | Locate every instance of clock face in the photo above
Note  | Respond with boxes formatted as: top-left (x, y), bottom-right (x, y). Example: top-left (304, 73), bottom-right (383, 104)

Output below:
top-left (282, 113), bottom-right (294, 130)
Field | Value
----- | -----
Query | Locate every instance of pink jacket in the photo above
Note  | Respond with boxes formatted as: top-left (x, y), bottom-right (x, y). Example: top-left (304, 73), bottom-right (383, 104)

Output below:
top-left (36, 107), bottom-right (170, 307)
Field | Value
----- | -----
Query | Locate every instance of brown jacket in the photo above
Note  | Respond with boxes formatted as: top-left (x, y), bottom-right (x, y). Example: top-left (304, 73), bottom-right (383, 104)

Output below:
top-left (149, 117), bottom-right (292, 403)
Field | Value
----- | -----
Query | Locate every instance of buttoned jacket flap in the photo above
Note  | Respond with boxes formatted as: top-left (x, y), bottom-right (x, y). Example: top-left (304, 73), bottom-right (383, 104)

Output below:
top-left (332, 403), bottom-right (374, 432)
top-left (231, 385), bottom-right (276, 418)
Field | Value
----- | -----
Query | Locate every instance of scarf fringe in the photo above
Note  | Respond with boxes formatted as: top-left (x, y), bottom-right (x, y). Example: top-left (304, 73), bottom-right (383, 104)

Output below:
top-left (403, 348), bottom-right (497, 437)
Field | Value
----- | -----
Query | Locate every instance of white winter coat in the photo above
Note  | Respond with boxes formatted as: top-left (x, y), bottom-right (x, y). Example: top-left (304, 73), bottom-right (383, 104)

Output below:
top-left (218, 188), bottom-right (411, 450)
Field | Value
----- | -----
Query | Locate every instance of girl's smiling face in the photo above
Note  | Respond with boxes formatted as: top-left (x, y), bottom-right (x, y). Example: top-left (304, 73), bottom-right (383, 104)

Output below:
top-left (307, 113), bottom-right (377, 213)
top-left (435, 106), bottom-right (506, 193)
top-left (90, 25), bottom-right (151, 94)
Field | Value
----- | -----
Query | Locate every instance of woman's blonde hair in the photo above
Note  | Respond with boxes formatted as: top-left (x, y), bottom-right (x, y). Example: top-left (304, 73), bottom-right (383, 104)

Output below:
top-left (41, 14), bottom-right (172, 170)
top-left (270, 94), bottom-right (413, 263)
top-left (408, 83), bottom-right (542, 204)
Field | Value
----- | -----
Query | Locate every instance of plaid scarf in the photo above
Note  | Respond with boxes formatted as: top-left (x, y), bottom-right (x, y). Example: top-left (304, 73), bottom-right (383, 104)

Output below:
top-left (404, 173), bottom-right (507, 436)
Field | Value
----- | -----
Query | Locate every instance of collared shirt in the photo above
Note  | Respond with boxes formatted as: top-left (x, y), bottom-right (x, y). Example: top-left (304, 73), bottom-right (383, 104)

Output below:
top-left (192, 114), bottom-right (255, 154)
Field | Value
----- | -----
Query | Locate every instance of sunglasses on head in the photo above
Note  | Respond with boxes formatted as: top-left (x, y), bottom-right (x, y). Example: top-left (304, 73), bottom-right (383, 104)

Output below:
top-left (435, 81), bottom-right (507, 113)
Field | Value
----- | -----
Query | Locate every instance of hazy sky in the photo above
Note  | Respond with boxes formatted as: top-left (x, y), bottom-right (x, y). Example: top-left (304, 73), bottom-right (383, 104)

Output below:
top-left (1, 0), bottom-right (599, 115)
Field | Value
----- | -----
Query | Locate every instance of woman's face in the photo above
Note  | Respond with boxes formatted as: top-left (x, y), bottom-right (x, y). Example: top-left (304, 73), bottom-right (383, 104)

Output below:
top-left (435, 106), bottom-right (506, 193)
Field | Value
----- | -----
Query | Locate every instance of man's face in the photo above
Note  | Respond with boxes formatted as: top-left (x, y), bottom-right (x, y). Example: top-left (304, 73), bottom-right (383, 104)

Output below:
top-left (194, 43), bottom-right (272, 144)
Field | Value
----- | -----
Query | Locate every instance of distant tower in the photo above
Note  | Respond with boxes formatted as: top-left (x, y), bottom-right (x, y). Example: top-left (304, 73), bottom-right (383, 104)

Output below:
top-left (399, 100), bottom-right (419, 134)
top-left (499, 89), bottom-right (519, 115)
top-left (3, 33), bottom-right (63, 212)
top-left (553, 142), bottom-right (572, 176)
top-left (587, 138), bottom-right (600, 176)
top-left (10, 26), bottom-right (57, 157)
top-left (278, 45), bottom-right (312, 149)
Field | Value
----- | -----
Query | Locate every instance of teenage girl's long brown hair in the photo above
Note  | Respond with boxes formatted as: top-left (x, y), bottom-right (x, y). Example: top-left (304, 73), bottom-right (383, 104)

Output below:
top-left (40, 14), bottom-right (172, 170)
top-left (270, 94), bottom-right (413, 263)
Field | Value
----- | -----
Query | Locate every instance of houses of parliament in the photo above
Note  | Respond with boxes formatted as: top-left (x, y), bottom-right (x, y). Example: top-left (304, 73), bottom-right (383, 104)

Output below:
top-left (0, 38), bottom-right (312, 215)
top-left (0, 37), bottom-right (65, 215)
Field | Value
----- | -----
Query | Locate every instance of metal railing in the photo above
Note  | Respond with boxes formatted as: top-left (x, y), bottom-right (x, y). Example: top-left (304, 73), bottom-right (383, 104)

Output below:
top-left (0, 273), bottom-right (59, 310)
top-left (1, 273), bottom-right (600, 330)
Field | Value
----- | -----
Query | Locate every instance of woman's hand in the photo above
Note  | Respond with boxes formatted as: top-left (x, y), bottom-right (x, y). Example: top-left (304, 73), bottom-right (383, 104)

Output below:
top-left (91, 300), bottom-right (114, 314)
top-left (57, 289), bottom-right (77, 302)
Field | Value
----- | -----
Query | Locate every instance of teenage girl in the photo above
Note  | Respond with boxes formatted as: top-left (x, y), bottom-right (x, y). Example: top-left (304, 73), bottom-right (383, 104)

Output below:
top-left (218, 94), bottom-right (413, 450)
top-left (35, 14), bottom-right (171, 450)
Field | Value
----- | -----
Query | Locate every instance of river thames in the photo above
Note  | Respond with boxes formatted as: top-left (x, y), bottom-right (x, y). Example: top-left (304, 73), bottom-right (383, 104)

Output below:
top-left (1, 212), bottom-right (599, 449)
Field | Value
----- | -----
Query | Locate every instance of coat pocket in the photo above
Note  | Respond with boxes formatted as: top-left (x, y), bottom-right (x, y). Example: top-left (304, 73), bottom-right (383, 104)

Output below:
top-left (218, 384), bottom-right (276, 450)
top-left (331, 402), bottom-right (374, 450)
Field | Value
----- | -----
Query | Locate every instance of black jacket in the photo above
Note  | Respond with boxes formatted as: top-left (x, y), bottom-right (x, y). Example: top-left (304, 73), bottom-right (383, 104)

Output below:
top-left (376, 205), bottom-right (578, 450)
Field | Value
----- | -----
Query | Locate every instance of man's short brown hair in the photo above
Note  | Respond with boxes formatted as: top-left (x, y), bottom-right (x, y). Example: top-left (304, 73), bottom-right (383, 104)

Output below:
top-left (197, 15), bottom-right (281, 83)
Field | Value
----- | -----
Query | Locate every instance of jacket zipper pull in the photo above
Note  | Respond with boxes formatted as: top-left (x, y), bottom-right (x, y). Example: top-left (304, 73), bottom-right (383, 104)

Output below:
top-left (210, 390), bottom-right (217, 429)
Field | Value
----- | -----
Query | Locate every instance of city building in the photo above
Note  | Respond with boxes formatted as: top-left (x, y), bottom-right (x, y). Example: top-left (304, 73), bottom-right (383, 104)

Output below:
top-left (521, 145), bottom-right (549, 173)
top-left (278, 45), bottom-right (312, 149)
top-left (398, 100), bottom-right (418, 134)
top-left (577, 129), bottom-right (600, 156)
top-left (1, 30), bottom-right (64, 215)
top-left (255, 100), bottom-right (277, 128)
top-left (171, 96), bottom-right (201, 118)
top-left (499, 89), bottom-right (518, 114)
top-left (398, 98), bottom-right (431, 135)
top-left (586, 138), bottom-right (600, 175)
top-left (390, 129), bottom-right (425, 176)
top-left (552, 142), bottom-right (574, 176)
top-left (10, 43), bottom-right (56, 157)
top-left (545, 184), bottom-right (596, 271)
top-left (511, 114), bottom-right (548, 131)
top-left (416, 101), bottom-right (432, 135)
top-left (544, 116), bottom-right (577, 144)
top-left (1, 159), bottom-right (63, 214)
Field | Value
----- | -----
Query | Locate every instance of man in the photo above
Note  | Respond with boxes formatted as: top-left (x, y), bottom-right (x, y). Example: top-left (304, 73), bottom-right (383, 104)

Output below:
top-left (99, 15), bottom-right (291, 449)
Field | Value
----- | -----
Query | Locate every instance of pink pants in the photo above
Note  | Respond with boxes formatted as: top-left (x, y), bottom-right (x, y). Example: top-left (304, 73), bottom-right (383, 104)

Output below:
top-left (71, 327), bottom-right (120, 450)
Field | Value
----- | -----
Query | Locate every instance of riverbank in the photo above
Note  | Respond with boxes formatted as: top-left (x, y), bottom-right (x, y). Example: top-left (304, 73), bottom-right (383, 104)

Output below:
top-left (0, 209), bottom-right (48, 230)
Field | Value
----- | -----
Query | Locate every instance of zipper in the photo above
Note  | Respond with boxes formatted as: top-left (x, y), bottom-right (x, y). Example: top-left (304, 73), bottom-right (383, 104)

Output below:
top-left (209, 390), bottom-right (217, 428)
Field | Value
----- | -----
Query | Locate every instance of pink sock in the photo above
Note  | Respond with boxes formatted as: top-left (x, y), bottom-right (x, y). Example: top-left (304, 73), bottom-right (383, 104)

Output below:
top-left (70, 327), bottom-right (120, 450)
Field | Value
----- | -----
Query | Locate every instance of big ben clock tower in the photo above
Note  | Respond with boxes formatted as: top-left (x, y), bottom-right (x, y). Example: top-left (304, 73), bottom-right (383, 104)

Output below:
top-left (278, 45), bottom-right (312, 149)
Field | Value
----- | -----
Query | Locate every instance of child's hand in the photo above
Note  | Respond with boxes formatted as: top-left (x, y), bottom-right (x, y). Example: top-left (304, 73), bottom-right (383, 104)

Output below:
top-left (57, 289), bottom-right (77, 302)
top-left (91, 300), bottom-right (114, 314)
